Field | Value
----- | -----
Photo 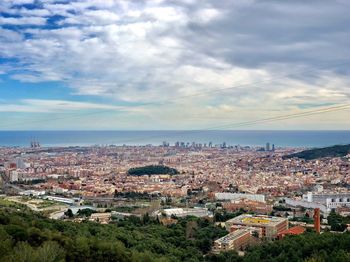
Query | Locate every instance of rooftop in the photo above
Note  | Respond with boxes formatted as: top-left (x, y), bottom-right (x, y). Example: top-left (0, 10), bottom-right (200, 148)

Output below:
top-left (226, 214), bottom-right (287, 227)
top-left (215, 229), bottom-right (250, 244)
top-left (278, 226), bottom-right (305, 236)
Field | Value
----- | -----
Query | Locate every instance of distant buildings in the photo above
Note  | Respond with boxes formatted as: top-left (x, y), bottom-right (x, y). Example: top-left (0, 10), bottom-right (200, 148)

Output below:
top-left (19, 190), bottom-right (45, 197)
top-left (215, 193), bottom-right (266, 203)
top-left (9, 171), bottom-right (18, 182)
top-left (30, 139), bottom-right (40, 148)
top-left (285, 192), bottom-right (350, 213)
top-left (43, 196), bottom-right (81, 205)
top-left (222, 199), bottom-right (272, 214)
top-left (15, 157), bottom-right (28, 169)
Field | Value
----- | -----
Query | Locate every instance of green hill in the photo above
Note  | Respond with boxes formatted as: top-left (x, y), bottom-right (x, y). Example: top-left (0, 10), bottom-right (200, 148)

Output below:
top-left (283, 144), bottom-right (350, 160)
top-left (0, 206), bottom-right (226, 262)
top-left (128, 165), bottom-right (179, 176)
top-left (1, 203), bottom-right (350, 261)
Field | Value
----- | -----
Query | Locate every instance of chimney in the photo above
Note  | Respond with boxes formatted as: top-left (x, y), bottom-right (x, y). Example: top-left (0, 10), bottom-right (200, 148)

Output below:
top-left (313, 208), bottom-right (320, 234)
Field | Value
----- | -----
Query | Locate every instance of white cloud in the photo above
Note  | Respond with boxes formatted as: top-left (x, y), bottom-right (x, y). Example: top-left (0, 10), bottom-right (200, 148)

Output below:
top-left (194, 8), bottom-right (222, 24)
top-left (18, 8), bottom-right (51, 17)
top-left (0, 16), bottom-right (46, 25)
top-left (0, 99), bottom-right (142, 113)
top-left (0, 0), bottom-right (350, 129)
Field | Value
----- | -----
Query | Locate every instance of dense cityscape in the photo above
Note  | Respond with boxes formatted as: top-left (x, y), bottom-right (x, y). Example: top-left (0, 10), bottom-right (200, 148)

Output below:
top-left (1, 140), bottom-right (350, 260)
top-left (1, 0), bottom-right (350, 260)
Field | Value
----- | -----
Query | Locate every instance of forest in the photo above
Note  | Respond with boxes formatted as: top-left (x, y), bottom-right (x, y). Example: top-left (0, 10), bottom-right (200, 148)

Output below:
top-left (128, 165), bottom-right (179, 176)
top-left (1, 203), bottom-right (350, 262)
top-left (283, 144), bottom-right (350, 160)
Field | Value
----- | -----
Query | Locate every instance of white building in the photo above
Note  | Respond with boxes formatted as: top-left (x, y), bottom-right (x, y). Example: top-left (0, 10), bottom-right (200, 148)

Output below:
top-left (314, 184), bottom-right (324, 193)
top-left (9, 171), bottom-right (18, 182)
top-left (15, 157), bottom-right (29, 169)
top-left (161, 207), bottom-right (212, 218)
top-left (215, 193), bottom-right (265, 203)
top-left (286, 192), bottom-right (350, 213)
top-left (19, 190), bottom-right (46, 197)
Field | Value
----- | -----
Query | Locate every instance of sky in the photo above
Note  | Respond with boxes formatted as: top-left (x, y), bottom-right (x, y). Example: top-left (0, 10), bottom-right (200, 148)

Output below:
top-left (0, 0), bottom-right (350, 130)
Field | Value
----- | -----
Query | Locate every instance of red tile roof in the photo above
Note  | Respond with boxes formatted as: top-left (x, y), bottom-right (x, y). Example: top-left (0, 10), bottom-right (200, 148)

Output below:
top-left (279, 226), bottom-right (305, 236)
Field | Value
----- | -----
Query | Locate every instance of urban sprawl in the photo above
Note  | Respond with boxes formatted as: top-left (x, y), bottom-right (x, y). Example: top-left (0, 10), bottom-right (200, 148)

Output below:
top-left (1, 141), bottom-right (349, 253)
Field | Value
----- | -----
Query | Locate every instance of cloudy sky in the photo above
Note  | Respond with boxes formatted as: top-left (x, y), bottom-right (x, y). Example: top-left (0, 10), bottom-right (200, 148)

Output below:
top-left (0, 0), bottom-right (350, 130)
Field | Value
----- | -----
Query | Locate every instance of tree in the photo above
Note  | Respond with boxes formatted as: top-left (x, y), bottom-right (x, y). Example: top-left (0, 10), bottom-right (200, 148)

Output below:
top-left (327, 210), bottom-right (347, 231)
top-left (1, 207), bottom-right (350, 262)
top-left (128, 165), bottom-right (179, 176)
top-left (142, 213), bottom-right (151, 224)
top-left (36, 241), bottom-right (65, 262)
top-left (7, 242), bottom-right (36, 262)
top-left (186, 221), bottom-right (198, 240)
top-left (64, 209), bottom-right (74, 218)
top-left (77, 208), bottom-right (95, 217)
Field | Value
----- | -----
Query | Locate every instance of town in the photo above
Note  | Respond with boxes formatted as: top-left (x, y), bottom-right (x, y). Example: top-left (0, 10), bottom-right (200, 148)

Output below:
top-left (1, 141), bottom-right (349, 254)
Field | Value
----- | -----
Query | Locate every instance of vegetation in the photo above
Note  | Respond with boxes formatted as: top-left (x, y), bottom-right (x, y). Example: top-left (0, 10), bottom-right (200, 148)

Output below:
top-left (77, 208), bottom-right (96, 217)
top-left (1, 204), bottom-right (350, 261)
top-left (283, 144), bottom-right (350, 160)
top-left (114, 191), bottom-right (159, 199)
top-left (0, 207), bottom-right (226, 261)
top-left (0, 198), bottom-right (28, 210)
top-left (290, 215), bottom-right (314, 224)
top-left (273, 205), bottom-right (292, 211)
top-left (327, 210), bottom-right (350, 232)
top-left (214, 209), bottom-right (245, 222)
top-left (128, 165), bottom-right (179, 176)
top-left (36, 200), bottom-right (58, 209)
top-left (64, 208), bottom-right (73, 218)
top-left (207, 232), bottom-right (350, 262)
top-left (107, 206), bottom-right (141, 213)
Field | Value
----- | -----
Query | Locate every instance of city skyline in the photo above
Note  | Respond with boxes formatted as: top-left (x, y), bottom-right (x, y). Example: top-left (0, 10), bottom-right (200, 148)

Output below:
top-left (1, 2), bottom-right (350, 259)
top-left (1, 0), bottom-right (350, 130)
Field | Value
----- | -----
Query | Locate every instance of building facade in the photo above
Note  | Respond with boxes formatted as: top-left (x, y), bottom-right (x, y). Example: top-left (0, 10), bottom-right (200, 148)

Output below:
top-left (225, 214), bottom-right (288, 240)
top-left (213, 229), bottom-right (252, 253)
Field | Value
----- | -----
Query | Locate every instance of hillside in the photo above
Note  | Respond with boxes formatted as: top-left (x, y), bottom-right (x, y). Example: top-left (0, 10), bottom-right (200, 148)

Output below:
top-left (1, 203), bottom-right (350, 261)
top-left (283, 144), bottom-right (350, 160)
top-left (128, 165), bottom-right (179, 176)
top-left (0, 202), bottom-right (226, 262)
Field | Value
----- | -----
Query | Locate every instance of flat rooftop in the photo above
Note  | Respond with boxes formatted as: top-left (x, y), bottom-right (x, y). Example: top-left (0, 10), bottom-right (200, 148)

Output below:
top-left (215, 229), bottom-right (250, 244)
top-left (226, 214), bottom-right (287, 227)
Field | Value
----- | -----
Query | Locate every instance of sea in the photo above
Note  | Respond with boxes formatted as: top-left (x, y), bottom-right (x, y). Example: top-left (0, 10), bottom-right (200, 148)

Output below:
top-left (0, 130), bottom-right (350, 148)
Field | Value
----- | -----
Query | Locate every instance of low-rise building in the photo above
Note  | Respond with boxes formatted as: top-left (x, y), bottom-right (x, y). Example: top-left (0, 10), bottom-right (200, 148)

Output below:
top-left (223, 198), bottom-right (272, 214)
top-left (286, 192), bottom-right (350, 213)
top-left (215, 193), bottom-right (266, 202)
top-left (19, 190), bottom-right (46, 197)
top-left (90, 212), bottom-right (111, 224)
top-left (225, 214), bottom-right (288, 240)
top-left (161, 207), bottom-right (212, 218)
top-left (213, 229), bottom-right (252, 253)
top-left (277, 226), bottom-right (305, 239)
